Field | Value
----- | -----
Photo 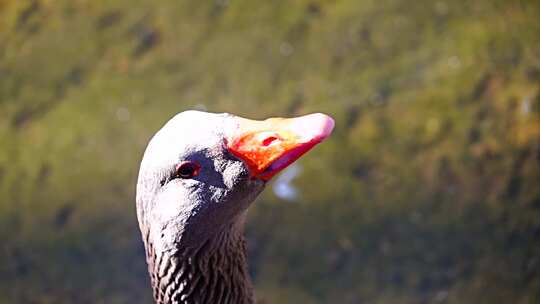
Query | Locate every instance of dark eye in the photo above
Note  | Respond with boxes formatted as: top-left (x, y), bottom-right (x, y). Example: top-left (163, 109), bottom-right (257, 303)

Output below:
top-left (175, 161), bottom-right (201, 179)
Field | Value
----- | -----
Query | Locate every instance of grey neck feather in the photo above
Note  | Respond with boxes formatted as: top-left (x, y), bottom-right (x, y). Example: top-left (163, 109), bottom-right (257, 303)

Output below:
top-left (142, 222), bottom-right (255, 304)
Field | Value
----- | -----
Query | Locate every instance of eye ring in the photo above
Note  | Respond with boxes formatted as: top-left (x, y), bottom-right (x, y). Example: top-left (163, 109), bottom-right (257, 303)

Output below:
top-left (175, 161), bottom-right (201, 179)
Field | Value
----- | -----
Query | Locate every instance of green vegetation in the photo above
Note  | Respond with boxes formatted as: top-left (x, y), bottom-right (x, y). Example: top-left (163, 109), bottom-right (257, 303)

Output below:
top-left (1, 0), bottom-right (539, 303)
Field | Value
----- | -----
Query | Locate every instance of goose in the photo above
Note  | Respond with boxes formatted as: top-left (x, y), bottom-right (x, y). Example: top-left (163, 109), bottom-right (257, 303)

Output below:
top-left (136, 110), bottom-right (334, 304)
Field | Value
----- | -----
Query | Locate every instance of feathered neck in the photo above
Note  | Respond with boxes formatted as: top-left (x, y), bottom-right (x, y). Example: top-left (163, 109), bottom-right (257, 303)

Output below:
top-left (142, 223), bottom-right (255, 304)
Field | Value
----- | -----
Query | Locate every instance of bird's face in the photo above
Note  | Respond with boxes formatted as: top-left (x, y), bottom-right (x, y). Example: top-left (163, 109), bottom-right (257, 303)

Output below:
top-left (136, 110), bottom-right (333, 253)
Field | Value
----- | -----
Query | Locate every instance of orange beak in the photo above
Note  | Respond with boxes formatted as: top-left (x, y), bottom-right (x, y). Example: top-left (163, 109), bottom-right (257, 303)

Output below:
top-left (225, 113), bottom-right (334, 181)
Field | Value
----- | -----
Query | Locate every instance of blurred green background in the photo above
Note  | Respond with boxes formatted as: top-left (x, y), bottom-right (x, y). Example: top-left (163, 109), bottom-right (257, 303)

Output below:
top-left (1, 0), bottom-right (539, 303)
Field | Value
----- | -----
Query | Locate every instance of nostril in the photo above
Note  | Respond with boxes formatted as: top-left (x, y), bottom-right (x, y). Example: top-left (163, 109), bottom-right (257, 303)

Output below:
top-left (262, 136), bottom-right (278, 146)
